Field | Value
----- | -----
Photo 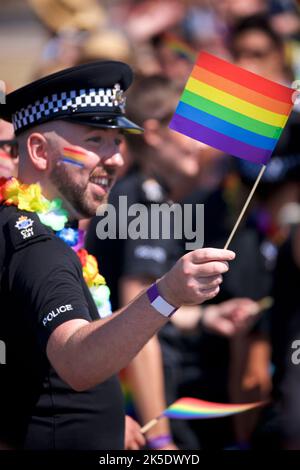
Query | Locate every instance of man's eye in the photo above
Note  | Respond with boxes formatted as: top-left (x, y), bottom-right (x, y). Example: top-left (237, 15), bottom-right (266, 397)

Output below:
top-left (115, 138), bottom-right (123, 146)
top-left (86, 136), bottom-right (102, 143)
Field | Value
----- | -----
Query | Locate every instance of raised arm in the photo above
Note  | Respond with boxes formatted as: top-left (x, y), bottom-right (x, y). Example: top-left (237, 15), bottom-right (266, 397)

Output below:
top-left (47, 248), bottom-right (235, 391)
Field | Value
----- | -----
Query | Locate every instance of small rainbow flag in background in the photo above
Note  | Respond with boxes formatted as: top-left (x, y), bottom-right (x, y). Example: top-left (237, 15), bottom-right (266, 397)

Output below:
top-left (163, 33), bottom-right (196, 63)
top-left (120, 371), bottom-right (137, 418)
top-left (169, 51), bottom-right (295, 164)
top-left (161, 397), bottom-right (264, 420)
top-left (62, 146), bottom-right (87, 167)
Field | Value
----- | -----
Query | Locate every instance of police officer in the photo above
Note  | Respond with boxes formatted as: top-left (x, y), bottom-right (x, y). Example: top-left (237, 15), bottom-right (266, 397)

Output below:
top-left (0, 61), bottom-right (235, 449)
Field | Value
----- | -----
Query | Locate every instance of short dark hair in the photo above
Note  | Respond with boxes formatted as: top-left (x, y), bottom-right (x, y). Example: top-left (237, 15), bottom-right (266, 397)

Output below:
top-left (228, 14), bottom-right (283, 55)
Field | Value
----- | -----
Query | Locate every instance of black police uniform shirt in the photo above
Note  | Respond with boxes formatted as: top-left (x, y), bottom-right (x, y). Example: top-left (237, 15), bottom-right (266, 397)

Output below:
top-left (173, 185), bottom-right (272, 398)
top-left (0, 204), bottom-right (124, 449)
top-left (269, 236), bottom-right (300, 443)
top-left (85, 169), bottom-right (182, 312)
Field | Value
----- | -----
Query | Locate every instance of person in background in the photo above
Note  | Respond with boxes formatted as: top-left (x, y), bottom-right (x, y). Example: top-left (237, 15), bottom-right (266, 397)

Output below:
top-left (225, 14), bottom-right (300, 445)
top-left (211, 0), bottom-right (268, 28)
top-left (228, 14), bottom-right (294, 82)
top-left (253, 220), bottom-right (300, 449)
top-left (175, 14), bottom-right (300, 447)
top-left (270, 0), bottom-right (300, 40)
top-left (151, 32), bottom-right (196, 87)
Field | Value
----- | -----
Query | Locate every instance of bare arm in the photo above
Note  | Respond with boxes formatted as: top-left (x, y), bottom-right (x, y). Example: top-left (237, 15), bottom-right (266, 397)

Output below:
top-left (47, 291), bottom-right (166, 391)
top-left (47, 248), bottom-right (235, 391)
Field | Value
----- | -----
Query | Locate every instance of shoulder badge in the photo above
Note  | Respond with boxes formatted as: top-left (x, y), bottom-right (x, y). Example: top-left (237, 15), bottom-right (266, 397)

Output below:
top-left (14, 215), bottom-right (35, 239)
top-left (5, 209), bottom-right (52, 251)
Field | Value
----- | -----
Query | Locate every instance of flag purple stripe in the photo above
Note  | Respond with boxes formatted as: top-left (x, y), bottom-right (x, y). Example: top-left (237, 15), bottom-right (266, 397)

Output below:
top-left (163, 410), bottom-right (229, 419)
top-left (169, 114), bottom-right (271, 164)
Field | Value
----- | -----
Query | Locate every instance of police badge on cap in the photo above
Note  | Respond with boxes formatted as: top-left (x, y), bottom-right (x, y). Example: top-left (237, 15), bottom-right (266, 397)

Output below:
top-left (0, 61), bottom-right (143, 135)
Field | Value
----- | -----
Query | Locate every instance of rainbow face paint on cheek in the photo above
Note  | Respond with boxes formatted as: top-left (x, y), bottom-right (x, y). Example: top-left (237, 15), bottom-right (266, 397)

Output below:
top-left (0, 151), bottom-right (14, 172)
top-left (61, 146), bottom-right (89, 168)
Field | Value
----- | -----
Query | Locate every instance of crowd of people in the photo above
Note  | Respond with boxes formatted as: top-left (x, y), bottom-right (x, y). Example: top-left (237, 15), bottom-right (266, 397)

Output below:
top-left (1, 0), bottom-right (300, 450)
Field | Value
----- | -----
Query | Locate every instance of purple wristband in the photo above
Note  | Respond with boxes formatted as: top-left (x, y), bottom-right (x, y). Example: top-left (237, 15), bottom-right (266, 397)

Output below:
top-left (147, 283), bottom-right (177, 318)
top-left (147, 434), bottom-right (172, 449)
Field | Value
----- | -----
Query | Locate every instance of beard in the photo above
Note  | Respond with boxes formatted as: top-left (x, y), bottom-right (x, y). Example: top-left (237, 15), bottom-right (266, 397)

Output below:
top-left (50, 163), bottom-right (108, 218)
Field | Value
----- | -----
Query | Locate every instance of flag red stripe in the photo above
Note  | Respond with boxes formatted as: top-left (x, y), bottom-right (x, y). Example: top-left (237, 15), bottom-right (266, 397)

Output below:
top-left (196, 51), bottom-right (293, 104)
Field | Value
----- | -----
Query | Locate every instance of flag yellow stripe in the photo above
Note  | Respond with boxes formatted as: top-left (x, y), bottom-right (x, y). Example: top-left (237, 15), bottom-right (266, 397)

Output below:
top-left (186, 77), bottom-right (288, 128)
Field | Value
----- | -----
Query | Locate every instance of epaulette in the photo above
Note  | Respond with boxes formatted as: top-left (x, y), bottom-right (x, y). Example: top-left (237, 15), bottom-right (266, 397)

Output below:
top-left (0, 205), bottom-right (52, 287)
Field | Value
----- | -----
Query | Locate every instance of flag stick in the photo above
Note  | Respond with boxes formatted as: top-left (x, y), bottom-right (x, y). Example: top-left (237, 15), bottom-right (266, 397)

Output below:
top-left (246, 296), bottom-right (274, 317)
top-left (140, 417), bottom-right (161, 434)
top-left (256, 296), bottom-right (274, 313)
top-left (224, 164), bottom-right (267, 249)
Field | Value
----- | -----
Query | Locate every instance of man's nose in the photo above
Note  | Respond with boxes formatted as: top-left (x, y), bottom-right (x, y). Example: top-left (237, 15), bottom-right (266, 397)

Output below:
top-left (103, 151), bottom-right (124, 168)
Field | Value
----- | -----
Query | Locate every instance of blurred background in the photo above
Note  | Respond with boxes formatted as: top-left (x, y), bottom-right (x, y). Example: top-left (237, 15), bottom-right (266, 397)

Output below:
top-left (2, 0), bottom-right (299, 88)
top-left (2, 0), bottom-right (300, 451)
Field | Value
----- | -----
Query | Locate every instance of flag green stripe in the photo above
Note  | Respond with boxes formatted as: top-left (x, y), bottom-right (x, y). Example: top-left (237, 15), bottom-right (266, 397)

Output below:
top-left (181, 89), bottom-right (282, 140)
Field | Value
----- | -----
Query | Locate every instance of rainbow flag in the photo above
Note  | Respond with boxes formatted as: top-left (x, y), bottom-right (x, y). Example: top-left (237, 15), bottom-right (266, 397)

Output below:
top-left (169, 51), bottom-right (295, 164)
top-left (163, 33), bottom-right (196, 63)
top-left (62, 146), bottom-right (87, 167)
top-left (161, 397), bottom-right (264, 420)
top-left (120, 371), bottom-right (137, 418)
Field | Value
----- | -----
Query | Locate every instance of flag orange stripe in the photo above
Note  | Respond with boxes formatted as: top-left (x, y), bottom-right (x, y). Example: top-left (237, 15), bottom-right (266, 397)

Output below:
top-left (191, 65), bottom-right (292, 115)
top-left (196, 51), bottom-right (293, 104)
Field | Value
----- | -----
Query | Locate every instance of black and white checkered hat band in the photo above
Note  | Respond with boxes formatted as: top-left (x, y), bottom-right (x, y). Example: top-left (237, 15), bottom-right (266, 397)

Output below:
top-left (12, 87), bottom-right (125, 132)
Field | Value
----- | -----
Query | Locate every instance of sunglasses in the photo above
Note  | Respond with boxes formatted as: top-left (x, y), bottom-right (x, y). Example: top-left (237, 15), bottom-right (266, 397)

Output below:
top-left (0, 139), bottom-right (18, 158)
top-left (233, 47), bottom-right (275, 60)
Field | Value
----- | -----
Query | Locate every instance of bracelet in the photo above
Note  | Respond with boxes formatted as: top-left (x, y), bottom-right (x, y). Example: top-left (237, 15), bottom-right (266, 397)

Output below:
top-left (147, 434), bottom-right (173, 449)
top-left (147, 283), bottom-right (178, 318)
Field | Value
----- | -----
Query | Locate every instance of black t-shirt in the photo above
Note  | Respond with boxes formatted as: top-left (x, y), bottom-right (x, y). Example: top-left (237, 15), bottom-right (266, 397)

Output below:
top-left (0, 205), bottom-right (124, 449)
top-left (270, 237), bottom-right (300, 440)
top-left (86, 171), bottom-right (182, 311)
top-left (159, 185), bottom-right (273, 402)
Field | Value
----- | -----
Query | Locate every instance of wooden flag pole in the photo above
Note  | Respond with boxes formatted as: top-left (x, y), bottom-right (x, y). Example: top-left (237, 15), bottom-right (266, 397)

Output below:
top-left (256, 296), bottom-right (273, 313)
top-left (224, 164), bottom-right (267, 250)
top-left (140, 417), bottom-right (161, 434)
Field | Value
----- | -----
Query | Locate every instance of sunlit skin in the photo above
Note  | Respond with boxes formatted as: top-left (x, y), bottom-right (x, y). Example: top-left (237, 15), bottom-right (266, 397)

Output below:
top-left (18, 121), bottom-right (124, 219)
top-left (156, 45), bottom-right (193, 87)
top-left (155, 126), bottom-right (202, 178)
top-left (211, 0), bottom-right (267, 24)
top-left (0, 120), bottom-right (18, 178)
top-left (232, 30), bottom-right (286, 81)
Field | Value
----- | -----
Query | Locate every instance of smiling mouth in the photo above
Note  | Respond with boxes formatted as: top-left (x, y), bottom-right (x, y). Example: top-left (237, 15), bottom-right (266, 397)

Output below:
top-left (89, 175), bottom-right (113, 192)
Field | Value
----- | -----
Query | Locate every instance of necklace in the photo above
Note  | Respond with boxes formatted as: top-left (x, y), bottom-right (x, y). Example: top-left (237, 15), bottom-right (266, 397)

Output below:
top-left (0, 177), bottom-right (112, 318)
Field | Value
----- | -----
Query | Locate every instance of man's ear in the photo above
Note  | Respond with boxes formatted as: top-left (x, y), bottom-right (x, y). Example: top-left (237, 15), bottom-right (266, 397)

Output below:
top-left (26, 133), bottom-right (49, 171)
top-left (143, 119), bottom-right (164, 148)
